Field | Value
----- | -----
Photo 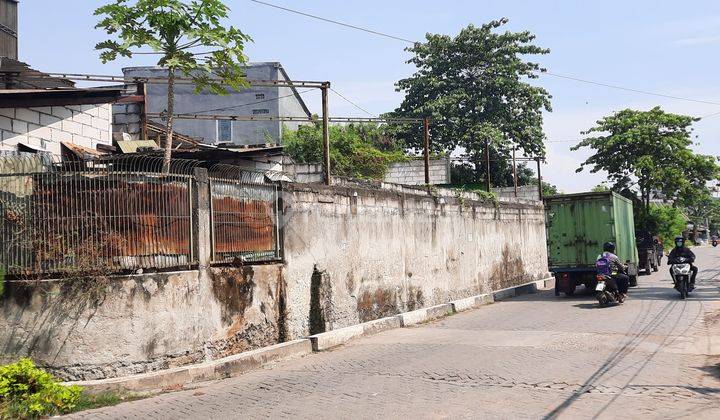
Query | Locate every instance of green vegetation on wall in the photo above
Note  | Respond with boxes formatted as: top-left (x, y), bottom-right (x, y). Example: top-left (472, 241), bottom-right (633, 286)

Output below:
top-left (283, 122), bottom-right (408, 179)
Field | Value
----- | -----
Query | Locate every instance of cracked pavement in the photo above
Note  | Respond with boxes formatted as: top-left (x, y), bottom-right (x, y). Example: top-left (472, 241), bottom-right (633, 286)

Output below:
top-left (67, 246), bottom-right (720, 419)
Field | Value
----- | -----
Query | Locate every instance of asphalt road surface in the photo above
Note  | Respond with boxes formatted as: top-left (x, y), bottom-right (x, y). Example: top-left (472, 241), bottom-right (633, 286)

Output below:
top-left (68, 246), bottom-right (720, 419)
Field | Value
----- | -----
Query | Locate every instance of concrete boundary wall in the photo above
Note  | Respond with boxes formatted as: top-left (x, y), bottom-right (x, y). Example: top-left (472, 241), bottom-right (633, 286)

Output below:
top-left (0, 180), bottom-right (549, 381)
top-left (69, 276), bottom-right (553, 394)
top-left (281, 182), bottom-right (550, 339)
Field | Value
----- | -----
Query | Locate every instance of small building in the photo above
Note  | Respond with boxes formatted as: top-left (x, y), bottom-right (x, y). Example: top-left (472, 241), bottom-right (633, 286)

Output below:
top-left (0, 59), bottom-right (122, 156)
top-left (123, 62), bottom-right (312, 146)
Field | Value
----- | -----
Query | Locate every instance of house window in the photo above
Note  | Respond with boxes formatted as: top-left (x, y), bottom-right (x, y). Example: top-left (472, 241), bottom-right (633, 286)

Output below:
top-left (217, 120), bottom-right (232, 142)
top-left (255, 93), bottom-right (265, 100)
top-left (252, 109), bottom-right (270, 115)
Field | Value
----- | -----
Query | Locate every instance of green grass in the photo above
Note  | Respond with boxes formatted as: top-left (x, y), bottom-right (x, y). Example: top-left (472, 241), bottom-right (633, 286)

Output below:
top-left (65, 391), bottom-right (146, 414)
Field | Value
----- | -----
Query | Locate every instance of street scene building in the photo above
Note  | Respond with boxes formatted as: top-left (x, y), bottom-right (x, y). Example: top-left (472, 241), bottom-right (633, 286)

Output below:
top-left (1, 1), bottom-right (719, 419)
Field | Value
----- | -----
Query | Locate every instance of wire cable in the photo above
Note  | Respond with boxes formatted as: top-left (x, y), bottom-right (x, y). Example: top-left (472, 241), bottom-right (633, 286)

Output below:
top-left (329, 87), bottom-right (376, 117)
top-left (250, 0), bottom-right (720, 110)
top-left (189, 89), bottom-right (315, 114)
top-left (249, 0), bottom-right (416, 44)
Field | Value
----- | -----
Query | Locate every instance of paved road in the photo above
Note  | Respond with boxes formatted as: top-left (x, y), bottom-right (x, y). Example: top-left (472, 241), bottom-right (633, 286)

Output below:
top-left (70, 247), bottom-right (720, 419)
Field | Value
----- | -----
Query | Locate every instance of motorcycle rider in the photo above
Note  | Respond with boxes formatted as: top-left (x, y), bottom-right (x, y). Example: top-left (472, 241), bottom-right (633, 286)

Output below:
top-left (597, 242), bottom-right (630, 298)
top-left (667, 235), bottom-right (698, 288)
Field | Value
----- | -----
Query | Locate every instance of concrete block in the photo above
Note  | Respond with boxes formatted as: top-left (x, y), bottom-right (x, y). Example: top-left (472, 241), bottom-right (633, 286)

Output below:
top-left (213, 339), bottom-right (312, 378)
top-left (62, 120), bottom-right (83, 135)
top-left (0, 116), bottom-right (11, 131)
top-left (72, 111), bottom-right (92, 126)
top-left (308, 324), bottom-right (364, 351)
top-left (86, 105), bottom-right (100, 117)
top-left (16, 108), bottom-right (40, 124)
top-left (30, 106), bottom-right (53, 115)
top-left (11, 120), bottom-right (27, 134)
top-left (66, 339), bottom-right (312, 394)
top-left (451, 294), bottom-right (494, 312)
top-left (52, 106), bottom-right (73, 119)
top-left (27, 124), bottom-right (51, 140)
top-left (51, 128), bottom-right (72, 143)
top-left (493, 287), bottom-right (517, 301)
top-left (40, 113), bottom-right (61, 128)
top-left (362, 315), bottom-right (402, 335)
top-left (399, 303), bottom-right (454, 327)
top-left (82, 124), bottom-right (101, 140)
top-left (0, 108), bottom-right (14, 119)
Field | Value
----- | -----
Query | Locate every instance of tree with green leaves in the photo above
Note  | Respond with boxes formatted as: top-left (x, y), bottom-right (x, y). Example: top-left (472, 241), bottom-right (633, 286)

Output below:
top-left (573, 107), bottom-right (718, 215)
top-left (591, 184), bottom-right (610, 192)
top-left (389, 19), bottom-right (551, 186)
top-left (95, 0), bottom-right (252, 171)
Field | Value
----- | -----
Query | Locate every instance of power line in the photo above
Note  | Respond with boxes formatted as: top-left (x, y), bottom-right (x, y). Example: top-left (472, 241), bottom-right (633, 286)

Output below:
top-left (249, 0), bottom-right (416, 44)
top-left (189, 89), bottom-right (315, 114)
top-left (329, 87), bottom-right (376, 117)
top-left (544, 72), bottom-right (720, 107)
top-left (250, 0), bottom-right (720, 110)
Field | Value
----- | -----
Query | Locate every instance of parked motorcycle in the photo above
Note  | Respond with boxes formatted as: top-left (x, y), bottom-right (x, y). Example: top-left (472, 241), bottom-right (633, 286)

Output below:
top-left (669, 256), bottom-right (693, 299)
top-left (595, 275), bottom-right (624, 307)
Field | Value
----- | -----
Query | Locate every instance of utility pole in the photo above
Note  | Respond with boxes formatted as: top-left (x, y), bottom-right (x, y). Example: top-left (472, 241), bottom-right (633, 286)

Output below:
top-left (485, 139), bottom-right (491, 193)
top-left (423, 117), bottom-right (430, 185)
top-left (512, 147), bottom-right (518, 198)
top-left (536, 157), bottom-right (543, 201)
top-left (321, 82), bottom-right (331, 186)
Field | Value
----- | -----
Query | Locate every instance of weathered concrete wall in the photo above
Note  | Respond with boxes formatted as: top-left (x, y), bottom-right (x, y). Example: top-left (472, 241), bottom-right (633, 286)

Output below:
top-left (0, 265), bottom-right (286, 381)
top-left (0, 179), bottom-right (548, 380)
top-left (281, 183), bottom-right (549, 338)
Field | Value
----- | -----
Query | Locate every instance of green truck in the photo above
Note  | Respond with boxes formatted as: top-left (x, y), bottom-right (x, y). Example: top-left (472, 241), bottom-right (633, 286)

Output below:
top-left (544, 192), bottom-right (639, 296)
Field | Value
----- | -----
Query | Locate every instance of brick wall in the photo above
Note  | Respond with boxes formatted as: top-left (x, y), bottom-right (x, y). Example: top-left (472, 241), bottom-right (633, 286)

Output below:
top-left (384, 157), bottom-right (451, 185)
top-left (285, 158), bottom-right (452, 186)
top-left (112, 103), bottom-right (142, 141)
top-left (0, 104), bottom-right (112, 155)
top-left (492, 185), bottom-right (540, 201)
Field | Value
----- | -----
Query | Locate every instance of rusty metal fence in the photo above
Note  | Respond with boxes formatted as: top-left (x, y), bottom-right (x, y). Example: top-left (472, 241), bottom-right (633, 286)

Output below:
top-left (208, 164), bottom-right (280, 263)
top-left (0, 153), bottom-right (197, 276)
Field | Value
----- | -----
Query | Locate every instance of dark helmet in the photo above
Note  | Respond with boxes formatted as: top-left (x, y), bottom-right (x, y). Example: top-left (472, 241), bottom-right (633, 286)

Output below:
top-left (674, 236), bottom-right (685, 248)
top-left (603, 242), bottom-right (616, 252)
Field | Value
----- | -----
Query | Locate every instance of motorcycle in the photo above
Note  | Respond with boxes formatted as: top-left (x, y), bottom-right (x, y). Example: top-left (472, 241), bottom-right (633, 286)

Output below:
top-left (713, 239), bottom-right (718, 247)
top-left (595, 275), bottom-right (624, 307)
top-left (669, 256), bottom-right (693, 299)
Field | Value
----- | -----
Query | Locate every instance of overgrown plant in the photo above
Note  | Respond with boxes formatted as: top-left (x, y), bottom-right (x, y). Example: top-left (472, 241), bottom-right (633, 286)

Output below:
top-left (283, 122), bottom-right (408, 179)
top-left (0, 358), bottom-right (82, 419)
top-left (95, 0), bottom-right (252, 172)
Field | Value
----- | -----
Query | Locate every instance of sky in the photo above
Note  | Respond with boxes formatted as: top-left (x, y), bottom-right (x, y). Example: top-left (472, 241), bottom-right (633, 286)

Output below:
top-left (18, 0), bottom-right (720, 192)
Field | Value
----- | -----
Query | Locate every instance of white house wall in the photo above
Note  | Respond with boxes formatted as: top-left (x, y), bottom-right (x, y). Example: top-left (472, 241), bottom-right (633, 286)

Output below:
top-left (0, 104), bottom-right (112, 155)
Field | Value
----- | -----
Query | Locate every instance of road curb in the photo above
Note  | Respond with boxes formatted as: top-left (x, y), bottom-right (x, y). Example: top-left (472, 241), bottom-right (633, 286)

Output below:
top-left (64, 277), bottom-right (553, 394)
top-left (66, 339), bottom-right (312, 394)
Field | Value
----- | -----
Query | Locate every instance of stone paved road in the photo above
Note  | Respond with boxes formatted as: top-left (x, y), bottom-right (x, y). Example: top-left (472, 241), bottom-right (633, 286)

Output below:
top-left (68, 247), bottom-right (720, 419)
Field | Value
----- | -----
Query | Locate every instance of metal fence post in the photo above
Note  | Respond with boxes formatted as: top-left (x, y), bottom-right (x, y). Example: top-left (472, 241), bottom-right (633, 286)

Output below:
top-left (193, 167), bottom-right (212, 268)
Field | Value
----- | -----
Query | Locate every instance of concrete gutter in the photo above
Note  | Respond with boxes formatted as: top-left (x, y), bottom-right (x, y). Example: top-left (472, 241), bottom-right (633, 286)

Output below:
top-left (67, 339), bottom-right (312, 395)
top-left (66, 277), bottom-right (553, 394)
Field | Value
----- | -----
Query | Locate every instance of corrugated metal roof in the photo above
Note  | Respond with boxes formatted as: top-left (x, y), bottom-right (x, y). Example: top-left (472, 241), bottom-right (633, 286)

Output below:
top-left (116, 140), bottom-right (160, 154)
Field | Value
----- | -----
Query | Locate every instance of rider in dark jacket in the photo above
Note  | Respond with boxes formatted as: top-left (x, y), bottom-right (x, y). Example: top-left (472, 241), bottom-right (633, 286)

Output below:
top-left (667, 236), bottom-right (698, 286)
top-left (598, 242), bottom-right (629, 296)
